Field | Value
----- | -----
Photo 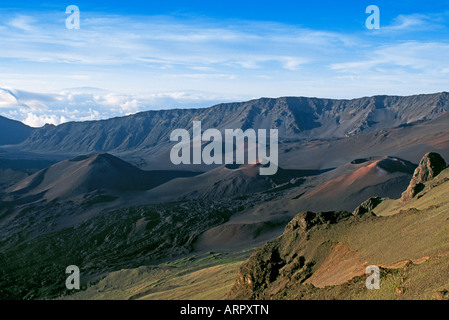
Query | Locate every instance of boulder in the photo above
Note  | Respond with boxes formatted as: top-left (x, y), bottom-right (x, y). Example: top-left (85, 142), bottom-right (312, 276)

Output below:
top-left (401, 152), bottom-right (447, 201)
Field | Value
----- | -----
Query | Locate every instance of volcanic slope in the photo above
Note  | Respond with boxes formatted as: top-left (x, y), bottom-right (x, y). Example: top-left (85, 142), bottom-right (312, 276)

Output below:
top-left (3, 153), bottom-right (200, 202)
top-left (63, 152), bottom-right (449, 301)
top-left (280, 109), bottom-right (449, 170)
top-left (142, 163), bottom-right (330, 203)
top-left (192, 155), bottom-right (418, 252)
top-left (227, 152), bottom-right (449, 300)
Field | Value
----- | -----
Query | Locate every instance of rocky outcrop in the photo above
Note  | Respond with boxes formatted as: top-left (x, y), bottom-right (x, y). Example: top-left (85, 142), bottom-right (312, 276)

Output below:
top-left (285, 211), bottom-right (352, 233)
top-left (352, 197), bottom-right (382, 216)
top-left (401, 152), bottom-right (447, 201)
top-left (228, 157), bottom-right (449, 300)
top-left (227, 211), bottom-right (352, 299)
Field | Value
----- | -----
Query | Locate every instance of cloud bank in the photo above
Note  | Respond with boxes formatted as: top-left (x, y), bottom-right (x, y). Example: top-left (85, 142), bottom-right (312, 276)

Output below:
top-left (0, 87), bottom-right (240, 127)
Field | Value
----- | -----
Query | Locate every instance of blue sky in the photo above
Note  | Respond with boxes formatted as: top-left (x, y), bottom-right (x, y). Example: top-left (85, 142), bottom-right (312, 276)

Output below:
top-left (1, 1), bottom-right (449, 126)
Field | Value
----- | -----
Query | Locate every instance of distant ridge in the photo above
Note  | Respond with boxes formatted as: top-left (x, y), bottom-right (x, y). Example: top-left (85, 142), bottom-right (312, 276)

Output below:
top-left (10, 92), bottom-right (449, 155)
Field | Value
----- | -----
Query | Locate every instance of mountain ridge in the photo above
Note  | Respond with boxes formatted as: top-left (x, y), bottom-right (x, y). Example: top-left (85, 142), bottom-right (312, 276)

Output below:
top-left (0, 115), bottom-right (33, 145)
top-left (7, 92), bottom-right (449, 156)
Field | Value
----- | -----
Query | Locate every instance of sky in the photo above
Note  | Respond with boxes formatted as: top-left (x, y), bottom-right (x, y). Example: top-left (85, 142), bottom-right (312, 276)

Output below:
top-left (1, 0), bottom-right (449, 127)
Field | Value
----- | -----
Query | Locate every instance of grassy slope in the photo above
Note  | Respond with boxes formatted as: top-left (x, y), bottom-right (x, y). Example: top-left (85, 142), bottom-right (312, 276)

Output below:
top-left (277, 253), bottom-right (449, 300)
top-left (63, 250), bottom-right (252, 300)
top-left (242, 167), bottom-right (449, 300)
top-left (339, 167), bottom-right (449, 265)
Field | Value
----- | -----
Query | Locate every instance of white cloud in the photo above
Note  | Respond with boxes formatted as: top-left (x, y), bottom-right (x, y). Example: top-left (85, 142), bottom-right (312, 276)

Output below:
top-left (23, 113), bottom-right (66, 127)
top-left (169, 73), bottom-right (238, 80)
top-left (330, 42), bottom-right (449, 74)
top-left (7, 15), bottom-right (36, 32)
top-left (0, 12), bottom-right (346, 71)
top-left (0, 87), bottom-right (245, 127)
top-left (0, 9), bottom-right (448, 104)
top-left (383, 13), bottom-right (443, 32)
top-left (280, 57), bottom-right (309, 71)
top-left (0, 88), bottom-right (20, 108)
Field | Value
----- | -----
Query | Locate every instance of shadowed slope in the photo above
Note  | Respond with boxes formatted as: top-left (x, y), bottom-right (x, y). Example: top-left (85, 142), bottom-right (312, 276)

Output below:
top-left (5, 153), bottom-right (199, 201)
top-left (0, 115), bottom-right (33, 146)
top-left (143, 163), bottom-right (329, 202)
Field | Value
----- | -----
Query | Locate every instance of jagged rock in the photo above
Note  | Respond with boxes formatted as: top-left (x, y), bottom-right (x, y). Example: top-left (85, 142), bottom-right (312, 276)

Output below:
top-left (227, 243), bottom-right (287, 300)
top-left (401, 180), bottom-right (425, 201)
top-left (285, 211), bottom-right (352, 233)
top-left (353, 197), bottom-right (382, 216)
top-left (227, 210), bottom-right (351, 299)
top-left (401, 152), bottom-right (447, 201)
top-left (413, 152), bottom-right (447, 182)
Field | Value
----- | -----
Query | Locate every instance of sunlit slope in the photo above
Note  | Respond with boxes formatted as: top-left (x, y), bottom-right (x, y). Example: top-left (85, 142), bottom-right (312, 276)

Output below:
top-left (227, 160), bottom-right (449, 300)
top-left (63, 251), bottom-right (250, 300)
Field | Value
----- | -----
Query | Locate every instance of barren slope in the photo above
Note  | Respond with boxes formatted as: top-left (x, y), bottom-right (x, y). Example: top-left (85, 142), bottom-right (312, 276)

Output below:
top-left (227, 154), bottom-right (449, 300)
